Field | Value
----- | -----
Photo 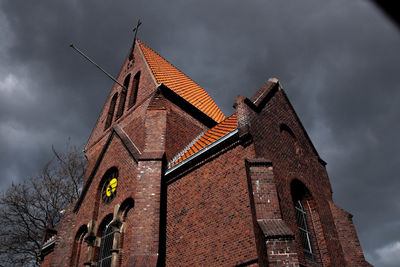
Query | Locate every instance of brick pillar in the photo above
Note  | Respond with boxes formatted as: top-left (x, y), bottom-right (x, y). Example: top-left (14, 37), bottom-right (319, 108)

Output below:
top-left (110, 204), bottom-right (122, 267)
top-left (233, 95), bottom-right (252, 144)
top-left (245, 159), bottom-right (299, 267)
top-left (127, 101), bottom-right (166, 266)
top-left (83, 219), bottom-right (98, 267)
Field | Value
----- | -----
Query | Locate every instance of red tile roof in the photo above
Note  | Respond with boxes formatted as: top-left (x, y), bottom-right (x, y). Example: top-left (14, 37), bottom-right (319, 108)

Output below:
top-left (170, 114), bottom-right (237, 167)
top-left (138, 40), bottom-right (226, 123)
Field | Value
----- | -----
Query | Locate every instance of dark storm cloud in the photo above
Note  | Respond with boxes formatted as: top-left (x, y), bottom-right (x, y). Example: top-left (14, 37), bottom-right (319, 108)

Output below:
top-left (1, 0), bottom-right (399, 265)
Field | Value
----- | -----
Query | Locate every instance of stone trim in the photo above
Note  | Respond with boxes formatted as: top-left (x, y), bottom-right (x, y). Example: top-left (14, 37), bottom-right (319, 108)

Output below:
top-left (74, 125), bottom-right (141, 213)
top-left (113, 124), bottom-right (141, 162)
top-left (257, 219), bottom-right (294, 240)
top-left (244, 78), bottom-right (280, 113)
top-left (139, 151), bottom-right (165, 161)
top-left (245, 158), bottom-right (272, 167)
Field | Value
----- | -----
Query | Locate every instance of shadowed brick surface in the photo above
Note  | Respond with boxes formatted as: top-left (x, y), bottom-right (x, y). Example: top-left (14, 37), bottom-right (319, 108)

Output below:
top-left (166, 144), bottom-right (258, 266)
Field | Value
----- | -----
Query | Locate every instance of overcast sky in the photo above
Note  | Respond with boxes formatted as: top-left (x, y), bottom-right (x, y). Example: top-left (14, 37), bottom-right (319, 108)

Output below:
top-left (0, 0), bottom-right (399, 266)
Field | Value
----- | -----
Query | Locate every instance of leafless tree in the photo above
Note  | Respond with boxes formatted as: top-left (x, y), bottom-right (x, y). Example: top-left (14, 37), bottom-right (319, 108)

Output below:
top-left (0, 143), bottom-right (86, 266)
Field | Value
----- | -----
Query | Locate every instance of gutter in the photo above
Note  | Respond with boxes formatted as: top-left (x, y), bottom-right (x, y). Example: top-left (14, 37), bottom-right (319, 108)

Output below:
top-left (165, 128), bottom-right (239, 176)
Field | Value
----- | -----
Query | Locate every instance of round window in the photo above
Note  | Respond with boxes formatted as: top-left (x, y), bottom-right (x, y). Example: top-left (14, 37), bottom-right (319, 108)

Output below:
top-left (101, 170), bottom-right (118, 204)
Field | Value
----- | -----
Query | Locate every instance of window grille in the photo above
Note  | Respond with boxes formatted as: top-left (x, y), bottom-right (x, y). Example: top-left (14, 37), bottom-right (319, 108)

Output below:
top-left (294, 200), bottom-right (315, 260)
top-left (98, 224), bottom-right (114, 267)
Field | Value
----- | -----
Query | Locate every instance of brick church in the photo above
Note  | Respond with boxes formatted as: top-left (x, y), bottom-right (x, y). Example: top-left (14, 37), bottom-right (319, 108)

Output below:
top-left (40, 38), bottom-right (371, 266)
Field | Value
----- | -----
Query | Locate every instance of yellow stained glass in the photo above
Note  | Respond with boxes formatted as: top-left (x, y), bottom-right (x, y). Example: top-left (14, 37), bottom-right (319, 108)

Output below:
top-left (106, 178), bottom-right (118, 197)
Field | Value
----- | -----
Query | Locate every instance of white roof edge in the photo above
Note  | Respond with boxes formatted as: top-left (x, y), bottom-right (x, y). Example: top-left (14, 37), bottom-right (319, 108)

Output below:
top-left (42, 238), bottom-right (56, 251)
top-left (167, 130), bottom-right (206, 169)
top-left (165, 128), bottom-right (238, 175)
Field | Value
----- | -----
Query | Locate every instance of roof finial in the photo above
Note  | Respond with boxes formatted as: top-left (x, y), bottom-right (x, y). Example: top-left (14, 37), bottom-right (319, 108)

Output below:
top-left (128, 19), bottom-right (142, 62)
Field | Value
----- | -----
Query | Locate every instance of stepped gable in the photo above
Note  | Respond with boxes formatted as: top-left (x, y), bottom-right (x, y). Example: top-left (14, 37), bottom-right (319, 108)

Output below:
top-left (138, 40), bottom-right (226, 123)
top-left (169, 113), bottom-right (237, 167)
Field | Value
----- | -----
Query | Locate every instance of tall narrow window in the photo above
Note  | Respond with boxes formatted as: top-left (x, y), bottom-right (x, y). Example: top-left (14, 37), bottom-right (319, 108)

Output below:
top-left (291, 180), bottom-right (317, 262)
top-left (295, 199), bottom-right (314, 259)
top-left (105, 93), bottom-right (118, 130)
top-left (98, 216), bottom-right (114, 267)
top-left (128, 71), bottom-right (140, 108)
top-left (115, 75), bottom-right (130, 120)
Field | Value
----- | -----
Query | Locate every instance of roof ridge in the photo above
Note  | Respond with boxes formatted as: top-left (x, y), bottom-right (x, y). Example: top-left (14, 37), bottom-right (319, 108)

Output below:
top-left (137, 40), bottom-right (207, 92)
top-left (137, 39), bottom-right (226, 123)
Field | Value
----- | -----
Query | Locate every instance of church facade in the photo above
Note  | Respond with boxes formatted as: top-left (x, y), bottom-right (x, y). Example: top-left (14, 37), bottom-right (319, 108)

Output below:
top-left (40, 39), bottom-right (371, 266)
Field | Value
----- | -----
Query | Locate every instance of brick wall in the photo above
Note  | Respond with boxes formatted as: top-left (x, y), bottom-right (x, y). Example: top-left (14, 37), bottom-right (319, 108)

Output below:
top-left (166, 143), bottom-right (259, 266)
top-left (244, 158), bottom-right (300, 266)
top-left (265, 238), bottom-right (299, 266)
top-left (246, 84), bottom-right (345, 266)
top-left (329, 201), bottom-right (372, 266)
top-left (238, 79), bottom-right (370, 266)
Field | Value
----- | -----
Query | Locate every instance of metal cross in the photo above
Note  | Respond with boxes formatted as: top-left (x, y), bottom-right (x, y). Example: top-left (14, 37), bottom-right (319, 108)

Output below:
top-left (129, 19), bottom-right (142, 61)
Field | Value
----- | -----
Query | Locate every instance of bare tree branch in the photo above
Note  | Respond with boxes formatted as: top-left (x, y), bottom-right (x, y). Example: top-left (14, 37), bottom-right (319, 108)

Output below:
top-left (0, 141), bottom-right (86, 266)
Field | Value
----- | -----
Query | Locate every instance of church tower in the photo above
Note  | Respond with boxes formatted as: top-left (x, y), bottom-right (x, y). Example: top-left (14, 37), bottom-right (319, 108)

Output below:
top-left (40, 38), bottom-right (371, 267)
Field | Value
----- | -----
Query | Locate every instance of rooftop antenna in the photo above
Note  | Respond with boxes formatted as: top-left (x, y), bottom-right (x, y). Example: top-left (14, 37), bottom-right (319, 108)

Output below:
top-left (128, 19), bottom-right (142, 61)
top-left (69, 43), bottom-right (127, 92)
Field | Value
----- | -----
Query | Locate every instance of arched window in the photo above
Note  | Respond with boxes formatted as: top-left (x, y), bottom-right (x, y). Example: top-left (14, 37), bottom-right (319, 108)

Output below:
top-left (92, 168), bottom-right (119, 221)
top-left (291, 180), bottom-right (317, 261)
top-left (105, 93), bottom-right (118, 130)
top-left (118, 198), bottom-right (134, 221)
top-left (280, 124), bottom-right (295, 138)
top-left (98, 214), bottom-right (114, 267)
top-left (115, 75), bottom-right (130, 120)
top-left (100, 168), bottom-right (119, 205)
top-left (128, 71), bottom-right (140, 108)
top-left (70, 225), bottom-right (88, 267)
top-left (280, 124), bottom-right (301, 156)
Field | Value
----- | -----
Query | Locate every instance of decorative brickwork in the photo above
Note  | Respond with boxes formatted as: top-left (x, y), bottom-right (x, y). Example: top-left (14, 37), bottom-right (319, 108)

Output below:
top-left (40, 41), bottom-right (370, 267)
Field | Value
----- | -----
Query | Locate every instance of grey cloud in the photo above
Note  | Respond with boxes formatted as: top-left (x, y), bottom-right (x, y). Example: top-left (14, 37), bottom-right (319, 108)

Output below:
top-left (0, 0), bottom-right (399, 265)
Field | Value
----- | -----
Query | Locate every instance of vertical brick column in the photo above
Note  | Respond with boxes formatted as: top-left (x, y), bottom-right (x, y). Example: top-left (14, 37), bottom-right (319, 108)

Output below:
top-left (110, 204), bottom-right (122, 267)
top-left (83, 219), bottom-right (97, 267)
top-left (245, 159), bottom-right (299, 267)
top-left (233, 95), bottom-right (252, 144)
top-left (128, 159), bottom-right (163, 266)
top-left (128, 104), bottom-right (166, 266)
top-left (245, 159), bottom-right (281, 219)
